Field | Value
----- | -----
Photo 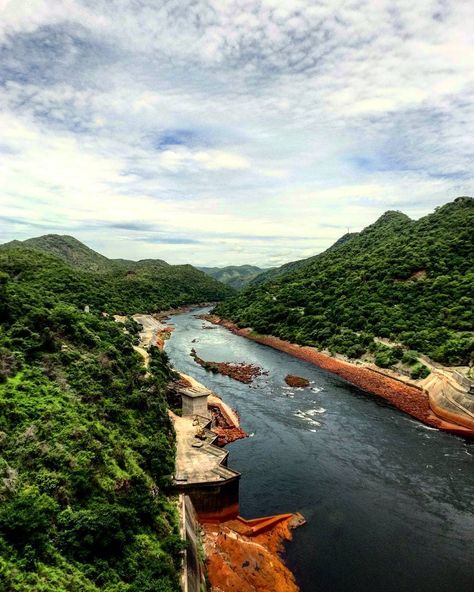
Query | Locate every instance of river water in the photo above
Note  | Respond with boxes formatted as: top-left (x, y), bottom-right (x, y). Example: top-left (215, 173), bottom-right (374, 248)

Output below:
top-left (165, 308), bottom-right (474, 592)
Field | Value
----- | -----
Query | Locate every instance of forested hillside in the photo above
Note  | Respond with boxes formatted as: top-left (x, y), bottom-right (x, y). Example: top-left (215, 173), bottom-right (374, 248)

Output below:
top-left (0, 239), bottom-right (232, 314)
top-left (250, 232), bottom-right (357, 285)
top-left (199, 264), bottom-right (268, 289)
top-left (0, 264), bottom-right (182, 589)
top-left (215, 197), bottom-right (474, 368)
top-left (7, 235), bottom-right (118, 273)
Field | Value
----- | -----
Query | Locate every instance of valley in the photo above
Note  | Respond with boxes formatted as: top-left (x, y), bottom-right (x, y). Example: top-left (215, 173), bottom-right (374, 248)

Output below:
top-left (0, 196), bottom-right (473, 592)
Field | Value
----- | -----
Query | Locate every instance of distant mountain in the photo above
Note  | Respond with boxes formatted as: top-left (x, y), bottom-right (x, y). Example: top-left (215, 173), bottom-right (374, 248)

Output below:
top-left (215, 197), bottom-right (474, 366)
top-left (3, 234), bottom-right (170, 273)
top-left (23, 234), bottom-right (114, 272)
top-left (250, 232), bottom-right (358, 285)
top-left (0, 234), bottom-right (233, 314)
top-left (199, 265), bottom-right (269, 289)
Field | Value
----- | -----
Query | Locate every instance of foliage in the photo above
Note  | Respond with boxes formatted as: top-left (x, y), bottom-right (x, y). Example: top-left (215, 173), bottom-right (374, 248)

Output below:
top-left (0, 237), bottom-right (233, 316)
top-left (0, 258), bottom-right (184, 590)
top-left (199, 265), bottom-right (268, 290)
top-left (216, 197), bottom-right (474, 366)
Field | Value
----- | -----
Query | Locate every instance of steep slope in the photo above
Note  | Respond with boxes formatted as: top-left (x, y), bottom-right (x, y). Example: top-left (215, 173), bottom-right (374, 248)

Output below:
top-left (199, 265), bottom-right (268, 289)
top-left (215, 197), bottom-right (474, 366)
top-left (0, 257), bottom-right (182, 590)
top-left (250, 232), bottom-right (359, 285)
top-left (0, 237), bottom-right (233, 314)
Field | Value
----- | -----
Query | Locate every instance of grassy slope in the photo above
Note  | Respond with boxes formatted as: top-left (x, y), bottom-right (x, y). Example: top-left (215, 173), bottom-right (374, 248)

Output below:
top-left (0, 235), bottom-right (234, 590)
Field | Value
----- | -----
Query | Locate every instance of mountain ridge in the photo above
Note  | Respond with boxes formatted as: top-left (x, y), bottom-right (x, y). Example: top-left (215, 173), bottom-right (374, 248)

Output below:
top-left (198, 264), bottom-right (269, 289)
top-left (215, 197), bottom-right (474, 367)
top-left (0, 235), bottom-right (233, 315)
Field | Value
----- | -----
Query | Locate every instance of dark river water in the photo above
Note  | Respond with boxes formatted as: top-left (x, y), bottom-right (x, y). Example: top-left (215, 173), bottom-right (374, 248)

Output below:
top-left (165, 308), bottom-right (474, 592)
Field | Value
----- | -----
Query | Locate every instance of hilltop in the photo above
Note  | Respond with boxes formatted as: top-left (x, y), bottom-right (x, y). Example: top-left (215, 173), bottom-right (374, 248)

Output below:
top-left (250, 232), bottom-right (359, 285)
top-left (199, 265), bottom-right (269, 289)
top-left (3, 234), bottom-right (170, 273)
top-left (215, 197), bottom-right (474, 368)
top-left (0, 235), bottom-right (233, 315)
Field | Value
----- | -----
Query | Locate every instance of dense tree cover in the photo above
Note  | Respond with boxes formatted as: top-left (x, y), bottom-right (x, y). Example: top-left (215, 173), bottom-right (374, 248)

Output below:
top-left (0, 260), bottom-right (184, 589)
top-left (199, 265), bottom-right (268, 290)
top-left (9, 235), bottom-right (120, 273)
top-left (216, 197), bottom-right (474, 368)
top-left (0, 242), bottom-right (232, 316)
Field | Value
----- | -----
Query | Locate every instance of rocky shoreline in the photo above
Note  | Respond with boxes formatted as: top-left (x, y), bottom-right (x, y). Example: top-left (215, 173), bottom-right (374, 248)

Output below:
top-left (202, 314), bottom-right (474, 438)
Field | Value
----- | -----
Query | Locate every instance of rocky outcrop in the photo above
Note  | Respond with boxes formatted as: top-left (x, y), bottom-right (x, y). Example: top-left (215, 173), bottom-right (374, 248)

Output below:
top-left (190, 348), bottom-right (266, 384)
top-left (285, 374), bottom-right (310, 388)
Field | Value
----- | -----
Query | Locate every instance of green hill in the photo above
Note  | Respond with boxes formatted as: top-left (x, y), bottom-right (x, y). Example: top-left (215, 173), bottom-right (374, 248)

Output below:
top-left (199, 264), bottom-right (268, 289)
top-left (18, 234), bottom-right (116, 273)
top-left (0, 257), bottom-right (184, 590)
top-left (250, 232), bottom-right (358, 285)
top-left (0, 236), bottom-right (233, 314)
top-left (215, 197), bottom-right (474, 367)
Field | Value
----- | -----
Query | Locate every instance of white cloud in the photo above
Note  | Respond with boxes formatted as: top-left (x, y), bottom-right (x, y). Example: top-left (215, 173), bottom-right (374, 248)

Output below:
top-left (0, 0), bottom-right (472, 265)
top-left (158, 148), bottom-right (250, 172)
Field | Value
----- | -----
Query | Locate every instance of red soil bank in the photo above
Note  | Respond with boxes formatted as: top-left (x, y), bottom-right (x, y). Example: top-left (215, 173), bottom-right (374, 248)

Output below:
top-left (203, 513), bottom-right (304, 592)
top-left (211, 425), bottom-right (247, 445)
top-left (203, 315), bottom-right (474, 438)
top-left (154, 326), bottom-right (174, 350)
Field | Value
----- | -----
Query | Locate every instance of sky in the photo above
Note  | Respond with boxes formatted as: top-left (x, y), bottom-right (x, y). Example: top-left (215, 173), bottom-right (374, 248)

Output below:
top-left (0, 0), bottom-right (473, 267)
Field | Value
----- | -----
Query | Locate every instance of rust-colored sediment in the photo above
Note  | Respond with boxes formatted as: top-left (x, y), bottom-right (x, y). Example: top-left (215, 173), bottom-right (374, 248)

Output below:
top-left (203, 513), bottom-right (304, 592)
top-left (285, 374), bottom-right (310, 388)
top-left (190, 348), bottom-right (266, 384)
top-left (154, 326), bottom-right (174, 350)
top-left (203, 315), bottom-right (474, 438)
top-left (209, 401), bottom-right (248, 445)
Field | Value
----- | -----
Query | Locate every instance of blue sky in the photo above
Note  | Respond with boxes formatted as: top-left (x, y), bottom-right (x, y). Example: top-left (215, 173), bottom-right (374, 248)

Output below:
top-left (0, 0), bottom-right (473, 266)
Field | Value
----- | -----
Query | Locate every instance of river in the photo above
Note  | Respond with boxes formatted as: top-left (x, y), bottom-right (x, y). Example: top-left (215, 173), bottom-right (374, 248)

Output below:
top-left (165, 307), bottom-right (474, 592)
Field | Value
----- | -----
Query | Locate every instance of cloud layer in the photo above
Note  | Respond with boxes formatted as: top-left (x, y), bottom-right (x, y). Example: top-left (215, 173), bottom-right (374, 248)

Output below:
top-left (0, 0), bottom-right (473, 265)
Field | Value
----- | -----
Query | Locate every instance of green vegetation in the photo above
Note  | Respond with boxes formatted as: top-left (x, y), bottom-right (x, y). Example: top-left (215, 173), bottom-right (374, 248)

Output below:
top-left (0, 236), bottom-right (233, 315)
top-left (215, 197), bottom-right (474, 368)
top-left (198, 264), bottom-right (268, 290)
top-left (8, 235), bottom-right (119, 273)
top-left (0, 241), bottom-right (206, 589)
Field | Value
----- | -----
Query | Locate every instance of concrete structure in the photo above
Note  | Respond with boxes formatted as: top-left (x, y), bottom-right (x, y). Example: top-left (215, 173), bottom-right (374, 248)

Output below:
top-left (171, 412), bottom-right (240, 522)
top-left (180, 386), bottom-right (210, 419)
top-left (179, 494), bottom-right (207, 592)
top-left (425, 371), bottom-right (474, 431)
top-left (132, 314), bottom-right (168, 348)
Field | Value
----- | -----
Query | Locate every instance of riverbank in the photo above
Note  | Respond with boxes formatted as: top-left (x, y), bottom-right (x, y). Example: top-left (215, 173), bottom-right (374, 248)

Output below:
top-left (203, 514), bottom-right (304, 592)
top-left (170, 370), bottom-right (304, 591)
top-left (202, 315), bottom-right (474, 438)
